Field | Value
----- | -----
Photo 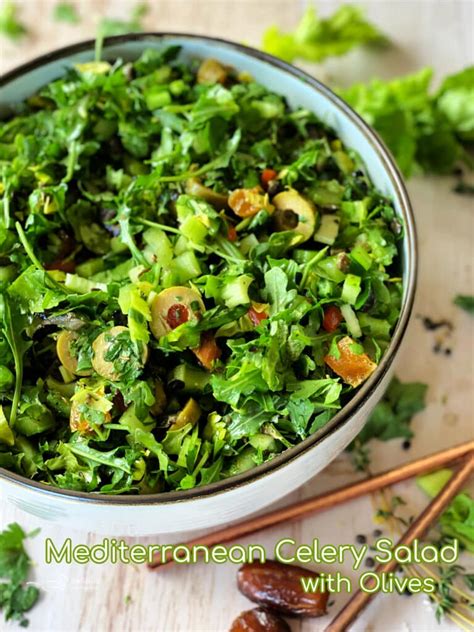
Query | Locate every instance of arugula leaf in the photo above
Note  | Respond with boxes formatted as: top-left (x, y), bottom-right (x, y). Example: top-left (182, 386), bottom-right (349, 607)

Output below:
top-left (53, 2), bottom-right (80, 24)
top-left (0, 1), bottom-right (27, 40)
top-left (454, 294), bottom-right (474, 315)
top-left (351, 376), bottom-right (427, 447)
top-left (262, 5), bottom-right (386, 63)
top-left (0, 523), bottom-right (40, 626)
top-left (0, 295), bottom-right (31, 428)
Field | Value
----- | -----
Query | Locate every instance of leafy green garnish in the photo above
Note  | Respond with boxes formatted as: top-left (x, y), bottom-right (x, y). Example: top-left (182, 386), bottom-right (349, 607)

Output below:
top-left (0, 1), bottom-right (26, 40)
top-left (340, 67), bottom-right (474, 177)
top-left (53, 2), bottom-right (80, 24)
top-left (454, 294), bottom-right (474, 315)
top-left (262, 5), bottom-right (386, 63)
top-left (0, 523), bottom-right (40, 626)
top-left (350, 377), bottom-right (427, 461)
top-left (417, 470), bottom-right (474, 552)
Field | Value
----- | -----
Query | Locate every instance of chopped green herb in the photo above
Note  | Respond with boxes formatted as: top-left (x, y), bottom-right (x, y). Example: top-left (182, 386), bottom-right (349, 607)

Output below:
top-left (262, 5), bottom-right (386, 64)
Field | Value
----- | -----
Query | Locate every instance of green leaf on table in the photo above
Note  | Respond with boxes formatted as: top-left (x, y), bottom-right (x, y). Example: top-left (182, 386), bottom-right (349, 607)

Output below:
top-left (350, 376), bottom-right (427, 448)
top-left (340, 66), bottom-right (474, 177)
top-left (417, 471), bottom-right (474, 552)
top-left (53, 2), bottom-right (80, 24)
top-left (262, 5), bottom-right (387, 63)
top-left (0, 523), bottom-right (40, 626)
top-left (0, 1), bottom-right (26, 40)
top-left (454, 294), bottom-right (474, 315)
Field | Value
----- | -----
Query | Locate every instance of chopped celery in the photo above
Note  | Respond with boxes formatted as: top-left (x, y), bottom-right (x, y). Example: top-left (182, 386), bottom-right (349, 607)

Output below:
top-left (314, 214), bottom-right (340, 245)
top-left (341, 303), bottom-right (362, 338)
top-left (341, 198), bottom-right (370, 224)
top-left (358, 313), bottom-right (391, 339)
top-left (170, 251), bottom-right (202, 282)
top-left (64, 273), bottom-right (107, 293)
top-left (143, 227), bottom-right (174, 266)
top-left (249, 433), bottom-right (278, 451)
top-left (308, 179), bottom-right (344, 207)
top-left (315, 255), bottom-right (346, 283)
top-left (239, 233), bottom-right (259, 255)
top-left (333, 149), bottom-right (355, 174)
top-left (350, 245), bottom-right (372, 271)
top-left (168, 364), bottom-right (210, 393)
top-left (341, 274), bottom-right (361, 305)
top-left (221, 275), bottom-right (254, 308)
top-left (75, 258), bottom-right (105, 278)
top-left (179, 215), bottom-right (208, 244)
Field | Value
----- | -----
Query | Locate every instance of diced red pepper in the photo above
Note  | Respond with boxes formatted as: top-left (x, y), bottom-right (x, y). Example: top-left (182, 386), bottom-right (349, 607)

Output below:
top-left (227, 225), bottom-right (238, 242)
top-left (166, 303), bottom-right (190, 329)
top-left (260, 168), bottom-right (278, 191)
top-left (248, 306), bottom-right (268, 326)
top-left (322, 305), bottom-right (343, 333)
top-left (194, 332), bottom-right (221, 370)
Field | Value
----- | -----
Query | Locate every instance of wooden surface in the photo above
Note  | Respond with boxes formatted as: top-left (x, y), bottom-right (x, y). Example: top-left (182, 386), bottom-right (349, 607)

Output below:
top-left (1, 1), bottom-right (473, 631)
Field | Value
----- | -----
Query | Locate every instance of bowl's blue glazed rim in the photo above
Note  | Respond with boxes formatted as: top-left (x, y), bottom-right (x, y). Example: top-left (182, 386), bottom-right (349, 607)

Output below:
top-left (0, 33), bottom-right (417, 506)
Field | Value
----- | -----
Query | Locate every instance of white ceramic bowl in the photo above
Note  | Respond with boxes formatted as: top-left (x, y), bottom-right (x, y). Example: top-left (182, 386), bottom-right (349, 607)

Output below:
top-left (0, 34), bottom-right (416, 535)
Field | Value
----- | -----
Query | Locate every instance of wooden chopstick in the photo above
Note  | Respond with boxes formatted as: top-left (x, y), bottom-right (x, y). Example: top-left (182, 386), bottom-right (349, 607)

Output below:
top-left (148, 440), bottom-right (474, 570)
top-left (324, 452), bottom-right (474, 632)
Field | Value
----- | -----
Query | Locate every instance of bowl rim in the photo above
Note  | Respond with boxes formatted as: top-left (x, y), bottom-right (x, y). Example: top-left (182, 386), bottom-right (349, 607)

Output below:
top-left (0, 32), bottom-right (417, 506)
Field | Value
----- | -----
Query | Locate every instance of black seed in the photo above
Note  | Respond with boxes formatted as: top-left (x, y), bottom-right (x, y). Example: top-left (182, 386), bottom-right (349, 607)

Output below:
top-left (445, 348), bottom-right (452, 356)
top-left (373, 529), bottom-right (382, 537)
top-left (356, 534), bottom-right (367, 544)
top-left (365, 557), bottom-right (375, 568)
top-left (402, 440), bottom-right (411, 450)
top-left (452, 166), bottom-right (463, 177)
top-left (403, 588), bottom-right (413, 597)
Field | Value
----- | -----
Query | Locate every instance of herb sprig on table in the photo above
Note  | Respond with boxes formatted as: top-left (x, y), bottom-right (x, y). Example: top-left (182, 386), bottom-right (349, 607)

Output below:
top-left (0, 523), bottom-right (40, 627)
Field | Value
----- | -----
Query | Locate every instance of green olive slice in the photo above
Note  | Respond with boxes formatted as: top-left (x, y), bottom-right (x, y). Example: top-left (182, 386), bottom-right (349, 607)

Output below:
top-left (150, 286), bottom-right (205, 339)
top-left (56, 331), bottom-right (92, 377)
top-left (92, 326), bottom-right (148, 381)
top-left (272, 189), bottom-right (318, 243)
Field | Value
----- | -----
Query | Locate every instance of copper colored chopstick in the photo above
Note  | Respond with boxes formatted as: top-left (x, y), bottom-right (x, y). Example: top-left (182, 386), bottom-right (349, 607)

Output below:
top-left (324, 452), bottom-right (474, 632)
top-left (148, 440), bottom-right (474, 570)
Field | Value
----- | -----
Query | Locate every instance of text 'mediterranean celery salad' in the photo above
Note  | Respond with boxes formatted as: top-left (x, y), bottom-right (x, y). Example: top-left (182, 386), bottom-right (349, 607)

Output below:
top-left (0, 48), bottom-right (403, 494)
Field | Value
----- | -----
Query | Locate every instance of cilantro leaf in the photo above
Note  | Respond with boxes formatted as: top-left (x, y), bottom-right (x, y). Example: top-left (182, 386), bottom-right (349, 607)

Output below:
top-left (0, 523), bottom-right (40, 626)
top-left (341, 66), bottom-right (474, 177)
top-left (454, 294), bottom-right (474, 315)
top-left (262, 5), bottom-right (386, 63)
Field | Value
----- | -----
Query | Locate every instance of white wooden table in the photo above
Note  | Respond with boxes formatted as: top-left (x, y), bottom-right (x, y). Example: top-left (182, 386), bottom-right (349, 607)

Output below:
top-left (1, 1), bottom-right (473, 631)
